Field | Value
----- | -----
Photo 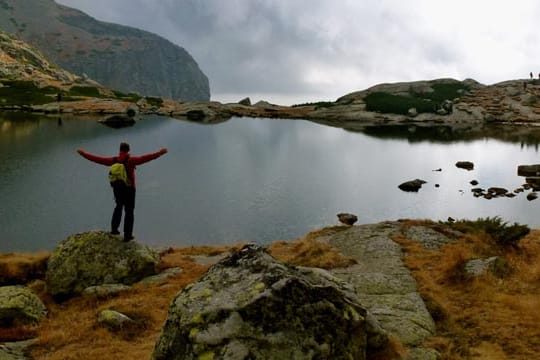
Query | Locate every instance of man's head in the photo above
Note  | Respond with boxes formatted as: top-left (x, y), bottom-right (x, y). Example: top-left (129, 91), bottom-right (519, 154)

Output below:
top-left (120, 142), bottom-right (130, 152)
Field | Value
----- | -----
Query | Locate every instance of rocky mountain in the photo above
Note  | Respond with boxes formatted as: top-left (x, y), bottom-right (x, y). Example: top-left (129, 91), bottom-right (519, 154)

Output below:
top-left (0, 0), bottom-right (210, 101)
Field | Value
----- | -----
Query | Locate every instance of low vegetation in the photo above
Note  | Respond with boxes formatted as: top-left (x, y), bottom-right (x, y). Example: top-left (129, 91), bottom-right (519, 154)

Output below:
top-left (1, 233), bottom-right (354, 360)
top-left (1, 218), bottom-right (538, 359)
top-left (0, 79), bottom-right (159, 108)
top-left (291, 101), bottom-right (336, 109)
top-left (395, 218), bottom-right (539, 360)
top-left (365, 82), bottom-right (469, 115)
top-left (0, 80), bottom-right (59, 105)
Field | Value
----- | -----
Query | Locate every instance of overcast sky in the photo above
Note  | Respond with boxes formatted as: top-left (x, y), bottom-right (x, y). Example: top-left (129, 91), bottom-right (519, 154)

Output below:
top-left (56, 0), bottom-right (540, 105)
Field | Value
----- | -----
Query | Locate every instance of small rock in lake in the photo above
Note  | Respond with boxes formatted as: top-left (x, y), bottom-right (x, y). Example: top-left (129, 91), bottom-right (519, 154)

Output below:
top-left (455, 161), bottom-right (474, 171)
top-left (337, 213), bottom-right (358, 226)
top-left (470, 180), bottom-right (479, 186)
top-left (432, 168), bottom-right (442, 172)
top-left (488, 187), bottom-right (508, 196)
top-left (435, 184), bottom-right (440, 188)
top-left (527, 192), bottom-right (538, 201)
top-left (398, 179), bottom-right (427, 192)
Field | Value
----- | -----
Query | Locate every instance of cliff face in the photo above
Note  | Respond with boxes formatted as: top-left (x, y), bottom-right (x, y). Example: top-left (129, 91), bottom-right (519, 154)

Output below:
top-left (0, 0), bottom-right (210, 101)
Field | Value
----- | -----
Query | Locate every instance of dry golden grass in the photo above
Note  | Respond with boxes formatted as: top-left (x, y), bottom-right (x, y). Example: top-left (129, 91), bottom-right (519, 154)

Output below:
top-left (0, 252), bottom-right (49, 285)
top-left (6, 237), bottom-right (351, 359)
top-left (30, 251), bottom-right (211, 360)
top-left (394, 226), bottom-right (540, 360)
top-left (268, 226), bottom-right (356, 269)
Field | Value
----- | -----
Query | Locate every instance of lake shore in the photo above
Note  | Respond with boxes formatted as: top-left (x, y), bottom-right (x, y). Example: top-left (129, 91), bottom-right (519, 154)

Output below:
top-left (1, 219), bottom-right (539, 359)
top-left (6, 78), bottom-right (540, 133)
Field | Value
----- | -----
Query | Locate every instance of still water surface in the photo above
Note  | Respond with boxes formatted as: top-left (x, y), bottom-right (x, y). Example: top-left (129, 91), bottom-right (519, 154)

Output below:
top-left (1, 113), bottom-right (540, 252)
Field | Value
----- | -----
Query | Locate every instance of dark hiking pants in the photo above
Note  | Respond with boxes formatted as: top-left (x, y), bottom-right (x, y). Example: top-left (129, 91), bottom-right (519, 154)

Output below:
top-left (111, 183), bottom-right (136, 237)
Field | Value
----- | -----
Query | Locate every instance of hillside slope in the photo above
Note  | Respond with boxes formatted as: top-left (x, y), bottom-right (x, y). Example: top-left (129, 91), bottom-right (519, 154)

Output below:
top-left (0, 0), bottom-right (210, 101)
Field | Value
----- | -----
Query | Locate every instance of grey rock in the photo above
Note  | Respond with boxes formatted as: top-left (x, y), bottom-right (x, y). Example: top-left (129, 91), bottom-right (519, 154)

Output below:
top-left (99, 114), bottom-right (136, 128)
top-left (487, 187), bottom-right (508, 196)
top-left (455, 161), bottom-right (474, 170)
top-left (337, 212), bottom-right (358, 225)
top-left (238, 97), bottom-right (251, 106)
top-left (0, 286), bottom-right (47, 326)
top-left (527, 192), bottom-right (538, 201)
top-left (326, 224), bottom-right (436, 349)
top-left (464, 257), bottom-right (506, 277)
top-left (408, 107), bottom-right (418, 117)
top-left (525, 177), bottom-right (540, 190)
top-left (405, 226), bottom-right (452, 250)
top-left (152, 244), bottom-right (387, 360)
top-left (46, 231), bottom-right (159, 299)
top-left (82, 284), bottom-right (130, 298)
top-left (436, 108), bottom-right (448, 115)
top-left (517, 164), bottom-right (540, 176)
top-left (0, 339), bottom-right (38, 360)
top-left (398, 179), bottom-right (427, 192)
top-left (97, 309), bottom-right (134, 330)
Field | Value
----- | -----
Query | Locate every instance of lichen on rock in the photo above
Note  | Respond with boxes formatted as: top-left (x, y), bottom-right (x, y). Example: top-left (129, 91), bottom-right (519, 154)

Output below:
top-left (45, 231), bottom-right (159, 299)
top-left (0, 285), bottom-right (47, 326)
top-left (152, 244), bottom-right (387, 360)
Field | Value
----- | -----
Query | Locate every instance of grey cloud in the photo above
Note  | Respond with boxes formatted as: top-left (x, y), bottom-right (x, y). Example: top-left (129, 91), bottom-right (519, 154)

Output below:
top-left (55, 0), bottom-right (540, 104)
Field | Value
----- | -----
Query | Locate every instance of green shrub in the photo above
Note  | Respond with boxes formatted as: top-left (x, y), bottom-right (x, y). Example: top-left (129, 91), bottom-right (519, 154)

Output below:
top-left (445, 216), bottom-right (530, 248)
top-left (365, 92), bottom-right (436, 115)
top-left (292, 101), bottom-right (336, 109)
top-left (68, 86), bottom-right (104, 98)
top-left (112, 90), bottom-right (141, 102)
top-left (146, 96), bottom-right (163, 107)
top-left (424, 83), bottom-right (469, 102)
top-left (0, 80), bottom-right (57, 105)
top-left (364, 82), bottom-right (470, 115)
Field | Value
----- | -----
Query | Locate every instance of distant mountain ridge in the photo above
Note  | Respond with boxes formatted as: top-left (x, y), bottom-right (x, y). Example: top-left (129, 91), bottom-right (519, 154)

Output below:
top-left (0, 0), bottom-right (210, 101)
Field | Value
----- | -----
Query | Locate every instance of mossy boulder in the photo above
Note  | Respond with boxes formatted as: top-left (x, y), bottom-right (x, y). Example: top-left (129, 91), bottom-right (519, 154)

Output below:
top-left (152, 244), bottom-right (387, 360)
top-left (0, 285), bottom-right (47, 326)
top-left (46, 231), bottom-right (159, 299)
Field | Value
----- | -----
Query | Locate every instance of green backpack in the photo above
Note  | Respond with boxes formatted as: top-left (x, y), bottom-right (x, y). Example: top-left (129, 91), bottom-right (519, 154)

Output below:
top-left (109, 157), bottom-right (131, 186)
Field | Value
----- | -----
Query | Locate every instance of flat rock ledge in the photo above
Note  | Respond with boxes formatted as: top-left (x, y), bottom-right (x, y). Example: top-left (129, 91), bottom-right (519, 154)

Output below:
top-left (321, 222), bottom-right (440, 360)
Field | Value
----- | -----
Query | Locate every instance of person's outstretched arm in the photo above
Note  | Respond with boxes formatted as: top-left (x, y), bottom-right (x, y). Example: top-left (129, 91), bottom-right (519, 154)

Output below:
top-left (77, 149), bottom-right (116, 166)
top-left (131, 148), bottom-right (168, 165)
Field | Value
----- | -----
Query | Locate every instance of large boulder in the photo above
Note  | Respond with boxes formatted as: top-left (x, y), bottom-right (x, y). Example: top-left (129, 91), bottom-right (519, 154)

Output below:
top-left (46, 231), bottom-right (159, 299)
top-left (152, 244), bottom-right (387, 360)
top-left (0, 286), bottom-right (47, 326)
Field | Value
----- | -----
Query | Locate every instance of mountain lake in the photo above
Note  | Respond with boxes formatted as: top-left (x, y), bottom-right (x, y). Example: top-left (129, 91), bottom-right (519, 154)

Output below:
top-left (1, 111), bottom-right (540, 252)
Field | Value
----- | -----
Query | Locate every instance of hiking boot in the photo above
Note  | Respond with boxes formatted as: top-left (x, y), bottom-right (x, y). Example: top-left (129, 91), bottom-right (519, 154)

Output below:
top-left (111, 230), bottom-right (120, 235)
top-left (123, 235), bottom-right (134, 242)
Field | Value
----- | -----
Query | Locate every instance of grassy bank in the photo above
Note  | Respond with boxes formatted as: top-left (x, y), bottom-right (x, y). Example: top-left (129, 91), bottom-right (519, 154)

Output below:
top-left (1, 221), bottom-right (538, 359)
top-left (394, 219), bottom-right (540, 360)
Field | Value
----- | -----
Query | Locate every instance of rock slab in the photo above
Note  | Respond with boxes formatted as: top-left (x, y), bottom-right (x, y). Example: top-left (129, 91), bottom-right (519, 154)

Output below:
top-left (46, 231), bottom-right (159, 299)
top-left (324, 223), bottom-right (436, 350)
top-left (152, 244), bottom-right (387, 360)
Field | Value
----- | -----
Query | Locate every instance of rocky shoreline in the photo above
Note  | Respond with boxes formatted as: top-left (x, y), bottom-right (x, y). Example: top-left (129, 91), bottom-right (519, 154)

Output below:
top-left (6, 77), bottom-right (540, 132)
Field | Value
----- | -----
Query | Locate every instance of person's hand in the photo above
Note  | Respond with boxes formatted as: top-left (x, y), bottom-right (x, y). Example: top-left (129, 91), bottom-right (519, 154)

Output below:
top-left (160, 148), bottom-right (168, 155)
top-left (77, 149), bottom-right (84, 155)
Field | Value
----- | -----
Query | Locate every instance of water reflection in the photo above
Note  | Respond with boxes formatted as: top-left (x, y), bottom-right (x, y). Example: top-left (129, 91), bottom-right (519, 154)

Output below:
top-left (1, 112), bottom-right (540, 252)
top-left (337, 123), bottom-right (540, 148)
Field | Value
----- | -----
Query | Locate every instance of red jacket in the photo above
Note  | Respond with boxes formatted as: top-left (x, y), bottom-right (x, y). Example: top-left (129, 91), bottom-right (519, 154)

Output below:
top-left (78, 149), bottom-right (165, 188)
